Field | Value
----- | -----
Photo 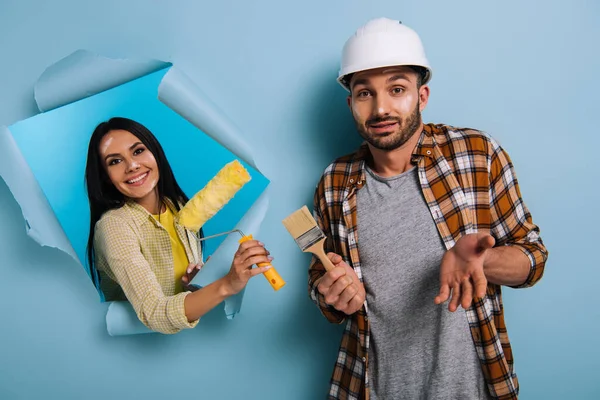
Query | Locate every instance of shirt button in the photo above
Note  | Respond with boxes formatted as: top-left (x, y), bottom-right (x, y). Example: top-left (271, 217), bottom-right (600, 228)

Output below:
top-left (349, 179), bottom-right (354, 183)
top-left (362, 357), bottom-right (366, 363)
top-left (426, 150), bottom-right (432, 155)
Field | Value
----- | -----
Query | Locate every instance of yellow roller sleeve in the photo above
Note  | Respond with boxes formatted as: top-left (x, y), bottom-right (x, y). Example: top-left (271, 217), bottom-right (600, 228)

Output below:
top-left (178, 159), bottom-right (251, 231)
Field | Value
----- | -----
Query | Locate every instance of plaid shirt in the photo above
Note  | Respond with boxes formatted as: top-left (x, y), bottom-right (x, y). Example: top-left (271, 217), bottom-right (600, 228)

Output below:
top-left (95, 200), bottom-right (202, 334)
top-left (308, 123), bottom-right (547, 400)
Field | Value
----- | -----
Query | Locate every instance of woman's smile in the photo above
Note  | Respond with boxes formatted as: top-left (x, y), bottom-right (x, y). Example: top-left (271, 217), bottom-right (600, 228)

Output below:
top-left (126, 171), bottom-right (149, 186)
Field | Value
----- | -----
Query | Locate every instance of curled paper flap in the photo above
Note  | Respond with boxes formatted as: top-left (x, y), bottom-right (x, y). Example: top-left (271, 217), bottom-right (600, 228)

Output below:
top-left (34, 49), bottom-right (169, 112)
top-left (192, 189), bottom-right (270, 318)
top-left (105, 301), bottom-right (153, 337)
top-left (0, 126), bottom-right (76, 259)
top-left (158, 68), bottom-right (257, 170)
top-left (16, 51), bottom-right (270, 335)
top-left (4, 50), bottom-right (167, 260)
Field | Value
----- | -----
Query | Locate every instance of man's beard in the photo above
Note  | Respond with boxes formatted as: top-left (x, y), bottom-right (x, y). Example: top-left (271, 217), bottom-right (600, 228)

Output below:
top-left (355, 101), bottom-right (422, 151)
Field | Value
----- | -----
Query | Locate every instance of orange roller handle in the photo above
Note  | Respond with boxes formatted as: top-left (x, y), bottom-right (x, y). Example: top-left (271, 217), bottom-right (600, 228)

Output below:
top-left (238, 234), bottom-right (285, 291)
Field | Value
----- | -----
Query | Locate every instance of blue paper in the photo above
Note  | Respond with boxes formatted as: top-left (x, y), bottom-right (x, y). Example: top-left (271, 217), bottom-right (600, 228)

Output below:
top-left (159, 68), bottom-right (257, 170)
top-left (191, 189), bottom-right (270, 318)
top-left (34, 49), bottom-right (170, 112)
top-left (9, 67), bottom-right (269, 269)
top-left (0, 126), bottom-right (76, 258)
top-left (105, 301), bottom-right (154, 337)
top-left (1, 51), bottom-right (272, 335)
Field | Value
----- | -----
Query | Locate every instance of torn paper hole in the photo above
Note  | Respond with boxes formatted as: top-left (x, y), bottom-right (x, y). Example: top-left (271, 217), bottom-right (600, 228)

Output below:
top-left (0, 50), bottom-right (271, 336)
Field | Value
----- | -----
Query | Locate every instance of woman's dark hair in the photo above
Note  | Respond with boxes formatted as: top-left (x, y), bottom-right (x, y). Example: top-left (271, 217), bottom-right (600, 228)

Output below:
top-left (85, 117), bottom-right (193, 288)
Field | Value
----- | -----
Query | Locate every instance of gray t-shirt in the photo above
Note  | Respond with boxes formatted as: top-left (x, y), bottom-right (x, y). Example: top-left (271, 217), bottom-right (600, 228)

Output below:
top-left (357, 166), bottom-right (491, 400)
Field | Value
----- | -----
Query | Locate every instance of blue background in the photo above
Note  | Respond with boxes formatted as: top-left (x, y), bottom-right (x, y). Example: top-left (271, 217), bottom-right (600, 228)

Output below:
top-left (8, 67), bottom-right (269, 279)
top-left (0, 1), bottom-right (598, 399)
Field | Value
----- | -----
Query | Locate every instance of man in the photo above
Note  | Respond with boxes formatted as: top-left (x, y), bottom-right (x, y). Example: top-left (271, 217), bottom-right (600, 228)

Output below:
top-left (308, 18), bottom-right (547, 400)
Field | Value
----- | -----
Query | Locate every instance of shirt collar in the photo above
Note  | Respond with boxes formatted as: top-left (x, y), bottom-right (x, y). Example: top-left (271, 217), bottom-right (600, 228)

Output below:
top-left (349, 124), bottom-right (439, 190)
top-left (412, 123), bottom-right (438, 159)
top-left (123, 199), bottom-right (199, 263)
top-left (124, 198), bottom-right (180, 229)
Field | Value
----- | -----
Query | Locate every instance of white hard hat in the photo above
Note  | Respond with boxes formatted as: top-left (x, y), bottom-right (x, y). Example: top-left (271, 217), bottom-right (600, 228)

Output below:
top-left (337, 18), bottom-right (432, 91)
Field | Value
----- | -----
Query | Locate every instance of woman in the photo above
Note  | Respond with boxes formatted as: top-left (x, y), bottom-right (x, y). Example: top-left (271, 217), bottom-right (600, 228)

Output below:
top-left (85, 117), bottom-right (272, 334)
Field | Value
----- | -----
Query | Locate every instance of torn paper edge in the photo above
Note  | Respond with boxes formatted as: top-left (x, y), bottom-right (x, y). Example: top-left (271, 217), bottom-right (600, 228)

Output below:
top-left (3, 50), bottom-right (269, 335)
top-left (157, 67), bottom-right (258, 170)
top-left (0, 126), bottom-right (78, 261)
top-left (34, 49), bottom-right (170, 112)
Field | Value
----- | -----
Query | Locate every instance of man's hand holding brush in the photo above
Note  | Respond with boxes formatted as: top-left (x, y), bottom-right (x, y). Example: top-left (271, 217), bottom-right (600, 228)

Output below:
top-left (316, 253), bottom-right (366, 315)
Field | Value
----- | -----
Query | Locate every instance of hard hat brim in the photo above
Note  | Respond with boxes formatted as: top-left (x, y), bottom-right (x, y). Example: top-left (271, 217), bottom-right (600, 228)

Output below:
top-left (338, 63), bottom-right (432, 91)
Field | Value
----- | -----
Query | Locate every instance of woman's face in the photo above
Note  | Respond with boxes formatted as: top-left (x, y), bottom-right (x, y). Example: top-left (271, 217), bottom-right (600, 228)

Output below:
top-left (99, 129), bottom-right (160, 210)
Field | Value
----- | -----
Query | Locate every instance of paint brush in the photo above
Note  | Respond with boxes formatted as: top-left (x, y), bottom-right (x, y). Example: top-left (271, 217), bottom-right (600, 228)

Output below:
top-left (281, 206), bottom-right (336, 271)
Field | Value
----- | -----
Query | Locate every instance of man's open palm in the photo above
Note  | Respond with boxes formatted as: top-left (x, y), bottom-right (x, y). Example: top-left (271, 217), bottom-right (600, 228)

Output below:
top-left (434, 232), bottom-right (495, 312)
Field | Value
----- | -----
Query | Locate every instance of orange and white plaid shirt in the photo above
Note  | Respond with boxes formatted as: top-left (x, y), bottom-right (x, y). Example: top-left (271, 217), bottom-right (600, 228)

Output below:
top-left (308, 123), bottom-right (548, 400)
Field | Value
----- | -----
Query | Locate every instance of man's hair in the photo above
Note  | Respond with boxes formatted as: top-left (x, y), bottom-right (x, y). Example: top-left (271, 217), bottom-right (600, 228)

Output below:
top-left (345, 65), bottom-right (428, 92)
top-left (408, 66), bottom-right (427, 88)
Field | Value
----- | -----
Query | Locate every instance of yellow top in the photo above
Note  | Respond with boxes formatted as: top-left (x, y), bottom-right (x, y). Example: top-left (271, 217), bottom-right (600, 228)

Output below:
top-left (94, 200), bottom-right (202, 334)
top-left (153, 206), bottom-right (189, 294)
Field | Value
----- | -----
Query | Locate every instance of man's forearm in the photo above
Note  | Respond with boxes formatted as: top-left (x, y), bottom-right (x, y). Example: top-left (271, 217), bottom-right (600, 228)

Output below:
top-left (484, 245), bottom-right (531, 286)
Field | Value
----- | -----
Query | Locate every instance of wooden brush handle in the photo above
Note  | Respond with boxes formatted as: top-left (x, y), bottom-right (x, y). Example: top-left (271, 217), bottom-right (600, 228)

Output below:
top-left (306, 238), bottom-right (336, 272)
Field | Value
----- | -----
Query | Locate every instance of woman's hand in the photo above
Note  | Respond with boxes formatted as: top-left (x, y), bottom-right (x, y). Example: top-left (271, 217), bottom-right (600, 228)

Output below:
top-left (224, 240), bottom-right (272, 295)
top-left (181, 262), bottom-right (201, 292)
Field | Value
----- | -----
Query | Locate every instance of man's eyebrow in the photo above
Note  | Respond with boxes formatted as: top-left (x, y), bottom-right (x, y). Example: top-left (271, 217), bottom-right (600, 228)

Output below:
top-left (387, 73), bottom-right (411, 83)
top-left (352, 77), bottom-right (369, 88)
top-left (352, 73), bottom-right (412, 89)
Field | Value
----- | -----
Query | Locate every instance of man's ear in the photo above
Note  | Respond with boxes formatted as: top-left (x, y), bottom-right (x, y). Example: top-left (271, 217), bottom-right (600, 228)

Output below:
top-left (418, 85), bottom-right (430, 112)
top-left (347, 95), bottom-right (352, 109)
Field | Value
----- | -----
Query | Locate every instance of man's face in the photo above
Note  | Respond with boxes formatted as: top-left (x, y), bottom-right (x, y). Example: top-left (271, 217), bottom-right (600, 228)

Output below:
top-left (347, 66), bottom-right (429, 151)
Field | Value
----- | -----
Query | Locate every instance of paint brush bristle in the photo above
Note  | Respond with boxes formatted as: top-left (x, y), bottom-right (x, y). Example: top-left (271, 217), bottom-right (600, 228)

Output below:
top-left (282, 206), bottom-right (326, 252)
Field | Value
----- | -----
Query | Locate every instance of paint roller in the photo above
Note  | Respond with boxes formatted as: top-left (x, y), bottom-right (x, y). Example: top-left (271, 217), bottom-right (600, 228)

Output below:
top-left (177, 159), bottom-right (285, 291)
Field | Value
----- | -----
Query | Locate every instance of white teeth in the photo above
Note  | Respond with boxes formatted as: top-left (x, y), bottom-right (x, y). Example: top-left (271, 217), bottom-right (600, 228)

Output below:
top-left (127, 172), bottom-right (147, 184)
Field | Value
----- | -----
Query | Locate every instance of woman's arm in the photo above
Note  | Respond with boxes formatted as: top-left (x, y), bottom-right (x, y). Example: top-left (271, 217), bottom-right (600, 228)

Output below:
top-left (95, 216), bottom-right (272, 332)
top-left (183, 239), bottom-right (272, 322)
top-left (95, 216), bottom-right (194, 334)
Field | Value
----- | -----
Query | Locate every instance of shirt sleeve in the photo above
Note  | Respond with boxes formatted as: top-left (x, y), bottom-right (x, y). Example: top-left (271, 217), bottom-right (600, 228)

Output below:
top-left (308, 173), bottom-right (347, 324)
top-left (94, 216), bottom-right (198, 334)
top-left (488, 139), bottom-right (548, 288)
